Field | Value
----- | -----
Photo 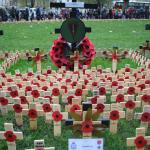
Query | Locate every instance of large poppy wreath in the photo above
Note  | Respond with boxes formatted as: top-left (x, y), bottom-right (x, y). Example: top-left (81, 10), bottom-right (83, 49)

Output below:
top-left (49, 36), bottom-right (96, 70)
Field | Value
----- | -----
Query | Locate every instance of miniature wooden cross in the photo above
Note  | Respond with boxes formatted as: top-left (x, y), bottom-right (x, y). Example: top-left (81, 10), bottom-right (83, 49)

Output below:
top-left (134, 105), bottom-right (150, 131)
top-left (136, 94), bottom-right (150, 107)
top-left (0, 123), bottom-right (23, 150)
top-left (127, 127), bottom-right (150, 150)
top-left (120, 100), bottom-right (141, 121)
top-left (46, 108), bottom-right (68, 136)
top-left (23, 102), bottom-right (43, 130)
top-left (102, 103), bottom-right (125, 134)
top-left (25, 139), bottom-right (55, 150)
top-left (0, 90), bottom-right (13, 115)
top-left (11, 97), bottom-right (28, 126)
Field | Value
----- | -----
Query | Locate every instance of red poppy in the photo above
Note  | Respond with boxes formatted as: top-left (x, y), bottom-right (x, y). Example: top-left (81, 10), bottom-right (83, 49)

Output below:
top-left (112, 54), bottom-right (118, 60)
top-left (67, 96), bottom-right (74, 105)
top-left (99, 87), bottom-right (106, 95)
top-left (66, 78), bottom-right (71, 83)
top-left (71, 81), bottom-right (77, 87)
top-left (1, 73), bottom-right (6, 78)
top-left (42, 86), bottom-right (48, 91)
top-left (42, 103), bottom-right (52, 113)
top-left (107, 77), bottom-right (112, 81)
top-left (134, 136), bottom-right (147, 149)
top-left (118, 78), bottom-right (124, 81)
top-left (116, 94), bottom-right (124, 103)
top-left (118, 86), bottom-right (124, 89)
top-left (91, 96), bottom-right (97, 104)
top-left (13, 104), bottom-right (23, 113)
top-left (124, 51), bottom-right (128, 55)
top-left (125, 76), bottom-right (129, 79)
top-left (138, 84), bottom-right (145, 91)
top-left (4, 131), bottom-right (17, 142)
top-left (17, 84), bottom-right (22, 89)
top-left (127, 87), bottom-right (135, 95)
top-left (92, 82), bottom-right (98, 86)
top-left (125, 68), bottom-right (131, 72)
top-left (61, 85), bottom-right (67, 93)
top-left (27, 72), bottom-right (33, 76)
top-left (109, 110), bottom-right (120, 120)
top-left (25, 86), bottom-right (32, 92)
top-left (34, 54), bottom-right (42, 62)
top-left (125, 100), bottom-right (135, 109)
top-left (141, 112), bottom-right (150, 122)
top-left (82, 85), bottom-right (86, 89)
top-left (75, 89), bottom-right (82, 96)
top-left (44, 96), bottom-right (52, 103)
top-left (20, 96), bottom-right (28, 104)
top-left (7, 78), bottom-right (13, 82)
top-left (10, 90), bottom-right (18, 98)
top-left (141, 94), bottom-right (150, 102)
top-left (52, 111), bottom-right (63, 122)
top-left (32, 82), bottom-right (40, 87)
top-left (145, 80), bottom-right (150, 84)
top-left (49, 82), bottom-right (53, 86)
top-left (16, 73), bottom-right (22, 77)
top-left (47, 69), bottom-right (52, 74)
top-left (84, 79), bottom-right (89, 85)
top-left (70, 104), bottom-right (81, 112)
top-left (31, 90), bottom-right (40, 98)
top-left (81, 121), bottom-right (93, 133)
top-left (28, 109), bottom-right (38, 119)
top-left (52, 88), bottom-right (60, 96)
top-left (96, 103), bottom-right (105, 112)
top-left (111, 81), bottom-right (118, 87)
top-left (142, 75), bottom-right (145, 79)
top-left (97, 69), bottom-right (102, 73)
top-left (0, 97), bottom-right (8, 106)
top-left (7, 87), bottom-right (12, 92)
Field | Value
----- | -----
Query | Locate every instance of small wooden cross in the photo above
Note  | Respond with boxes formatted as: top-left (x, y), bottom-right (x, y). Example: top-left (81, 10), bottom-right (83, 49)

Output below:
top-left (23, 102), bottom-right (43, 130)
top-left (134, 105), bottom-right (150, 131)
top-left (46, 109), bottom-right (68, 136)
top-left (102, 103), bottom-right (125, 134)
top-left (127, 127), bottom-right (150, 150)
top-left (0, 91), bottom-right (11, 115)
top-left (11, 97), bottom-right (28, 126)
top-left (120, 100), bottom-right (141, 121)
top-left (136, 94), bottom-right (150, 107)
top-left (25, 139), bottom-right (55, 150)
top-left (0, 123), bottom-right (23, 150)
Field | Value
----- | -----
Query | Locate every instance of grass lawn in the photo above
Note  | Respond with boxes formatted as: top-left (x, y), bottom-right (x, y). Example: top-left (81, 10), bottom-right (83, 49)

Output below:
top-left (0, 20), bottom-right (150, 51)
top-left (0, 20), bottom-right (150, 150)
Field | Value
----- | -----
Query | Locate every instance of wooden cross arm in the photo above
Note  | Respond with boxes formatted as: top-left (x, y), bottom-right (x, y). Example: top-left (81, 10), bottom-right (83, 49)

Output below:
top-left (127, 136), bottom-right (150, 146)
top-left (22, 109), bottom-right (44, 117)
top-left (0, 131), bottom-right (5, 139)
top-left (92, 104), bottom-right (110, 111)
top-left (127, 137), bottom-right (136, 146)
top-left (120, 101), bottom-right (141, 108)
top-left (134, 113), bottom-right (142, 119)
top-left (0, 131), bottom-right (23, 140)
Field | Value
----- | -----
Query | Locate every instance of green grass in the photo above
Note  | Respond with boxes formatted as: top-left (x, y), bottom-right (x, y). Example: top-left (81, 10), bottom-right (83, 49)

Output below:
top-left (0, 20), bottom-right (150, 150)
top-left (0, 20), bottom-right (150, 51)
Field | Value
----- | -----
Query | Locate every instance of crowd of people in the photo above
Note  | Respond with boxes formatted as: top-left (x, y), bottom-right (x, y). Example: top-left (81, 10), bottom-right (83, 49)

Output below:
top-left (0, 5), bottom-right (149, 22)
